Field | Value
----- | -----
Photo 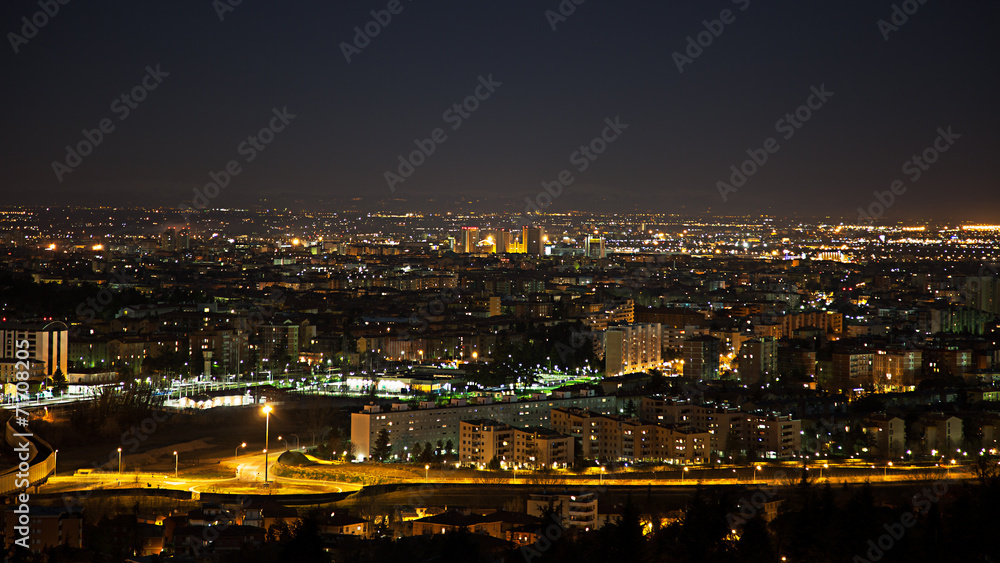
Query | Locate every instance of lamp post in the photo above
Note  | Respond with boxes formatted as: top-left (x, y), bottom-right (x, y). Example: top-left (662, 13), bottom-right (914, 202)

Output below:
top-left (54, 449), bottom-right (58, 476)
top-left (174, 451), bottom-right (178, 477)
top-left (263, 405), bottom-right (273, 482)
top-left (600, 466), bottom-right (605, 485)
top-left (279, 435), bottom-right (286, 451)
top-left (425, 464), bottom-right (430, 480)
top-left (236, 442), bottom-right (246, 461)
top-left (754, 465), bottom-right (761, 484)
top-left (290, 434), bottom-right (300, 451)
top-left (821, 463), bottom-right (828, 481)
top-left (118, 447), bottom-right (122, 474)
top-left (683, 466), bottom-right (689, 481)
top-left (885, 461), bottom-right (892, 480)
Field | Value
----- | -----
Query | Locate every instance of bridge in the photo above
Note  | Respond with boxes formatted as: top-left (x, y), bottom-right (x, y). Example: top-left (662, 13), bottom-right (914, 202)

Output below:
top-left (0, 418), bottom-right (55, 496)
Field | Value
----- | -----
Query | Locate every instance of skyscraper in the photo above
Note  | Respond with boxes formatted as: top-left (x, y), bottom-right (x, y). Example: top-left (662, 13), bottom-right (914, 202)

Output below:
top-left (459, 227), bottom-right (480, 253)
top-left (584, 235), bottom-right (606, 258)
top-left (526, 226), bottom-right (546, 255)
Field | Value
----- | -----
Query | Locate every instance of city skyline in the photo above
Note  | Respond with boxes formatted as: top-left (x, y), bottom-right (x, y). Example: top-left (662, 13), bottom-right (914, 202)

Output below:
top-left (1, 1), bottom-right (998, 220)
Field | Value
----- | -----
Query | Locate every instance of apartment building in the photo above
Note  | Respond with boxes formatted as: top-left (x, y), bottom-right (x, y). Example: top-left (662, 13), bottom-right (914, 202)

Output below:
top-left (913, 414), bottom-right (963, 455)
top-left (864, 414), bottom-right (906, 457)
top-left (639, 397), bottom-right (801, 459)
top-left (873, 348), bottom-right (921, 391)
top-left (350, 391), bottom-right (616, 459)
top-left (3, 507), bottom-right (83, 553)
top-left (603, 323), bottom-right (662, 376)
top-left (0, 321), bottom-right (68, 377)
top-left (682, 335), bottom-right (721, 379)
top-left (832, 348), bottom-right (874, 393)
top-left (550, 407), bottom-right (710, 464)
top-left (527, 493), bottom-right (601, 530)
top-left (737, 336), bottom-right (778, 384)
top-left (458, 419), bottom-right (573, 468)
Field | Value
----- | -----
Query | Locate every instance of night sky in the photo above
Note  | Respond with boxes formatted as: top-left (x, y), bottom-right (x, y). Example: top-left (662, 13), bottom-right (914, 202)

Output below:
top-left (2, 0), bottom-right (998, 221)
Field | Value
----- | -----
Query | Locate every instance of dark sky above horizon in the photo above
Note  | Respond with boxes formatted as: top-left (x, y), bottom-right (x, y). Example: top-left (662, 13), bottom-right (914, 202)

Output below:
top-left (1, 0), bottom-right (998, 221)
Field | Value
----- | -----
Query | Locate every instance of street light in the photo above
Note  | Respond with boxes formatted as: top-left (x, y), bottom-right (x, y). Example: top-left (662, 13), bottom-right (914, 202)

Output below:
top-left (821, 463), bottom-right (828, 481)
top-left (236, 442), bottom-right (246, 461)
top-left (118, 447), bottom-right (122, 474)
top-left (683, 466), bottom-right (689, 481)
top-left (290, 434), bottom-right (300, 451)
top-left (262, 405), bottom-right (273, 482)
top-left (885, 461), bottom-right (892, 479)
top-left (754, 465), bottom-right (762, 484)
top-left (600, 466), bottom-right (605, 485)
top-left (279, 435), bottom-right (286, 451)
top-left (174, 451), bottom-right (178, 477)
top-left (425, 464), bottom-right (430, 480)
top-left (54, 449), bottom-right (58, 476)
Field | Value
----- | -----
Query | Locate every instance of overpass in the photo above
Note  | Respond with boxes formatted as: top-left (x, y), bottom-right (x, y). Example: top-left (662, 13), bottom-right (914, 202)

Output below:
top-left (0, 418), bottom-right (55, 496)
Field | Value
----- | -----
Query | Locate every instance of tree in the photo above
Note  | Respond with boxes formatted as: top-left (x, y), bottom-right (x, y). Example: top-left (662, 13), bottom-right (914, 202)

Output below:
top-left (444, 439), bottom-right (453, 455)
top-left (419, 442), bottom-right (434, 464)
top-left (371, 429), bottom-right (392, 462)
top-left (623, 398), bottom-right (637, 418)
top-left (49, 369), bottom-right (68, 395)
top-left (436, 439), bottom-right (445, 460)
top-left (487, 456), bottom-right (501, 471)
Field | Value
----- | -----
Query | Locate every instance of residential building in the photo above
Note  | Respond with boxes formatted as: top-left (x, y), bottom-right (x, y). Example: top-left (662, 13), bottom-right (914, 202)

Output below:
top-left (682, 335), bottom-right (721, 380)
top-left (351, 392), bottom-right (616, 459)
top-left (737, 336), bottom-right (777, 384)
top-left (865, 414), bottom-right (905, 457)
top-left (527, 493), bottom-right (600, 530)
top-left (604, 323), bottom-right (661, 376)
top-left (3, 507), bottom-right (83, 553)
top-left (0, 321), bottom-right (69, 377)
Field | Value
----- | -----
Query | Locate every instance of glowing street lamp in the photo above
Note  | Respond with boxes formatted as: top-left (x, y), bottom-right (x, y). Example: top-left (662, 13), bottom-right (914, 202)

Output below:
top-left (683, 466), bottom-right (690, 481)
top-left (262, 405), bottom-right (273, 482)
top-left (174, 451), bottom-right (179, 477)
top-left (236, 442), bottom-right (246, 461)
top-left (754, 465), bottom-right (762, 484)
top-left (600, 466), bottom-right (606, 485)
top-left (118, 447), bottom-right (122, 474)
top-left (425, 464), bottom-right (430, 480)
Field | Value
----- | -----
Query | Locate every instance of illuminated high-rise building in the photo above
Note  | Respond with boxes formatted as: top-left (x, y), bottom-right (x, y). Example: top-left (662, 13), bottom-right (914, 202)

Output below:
top-left (459, 227), bottom-right (480, 253)
top-left (584, 235), bottom-right (606, 258)
top-left (526, 226), bottom-right (546, 255)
